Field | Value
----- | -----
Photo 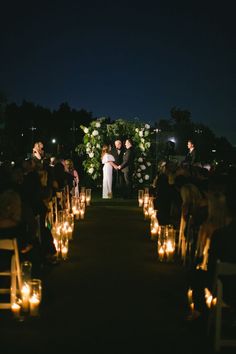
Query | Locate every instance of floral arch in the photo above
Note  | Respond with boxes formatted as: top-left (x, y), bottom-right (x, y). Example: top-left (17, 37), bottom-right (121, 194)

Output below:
top-left (76, 117), bottom-right (153, 187)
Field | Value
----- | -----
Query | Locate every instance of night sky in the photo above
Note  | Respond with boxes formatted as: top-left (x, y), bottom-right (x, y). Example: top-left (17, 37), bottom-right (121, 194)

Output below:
top-left (1, 0), bottom-right (235, 144)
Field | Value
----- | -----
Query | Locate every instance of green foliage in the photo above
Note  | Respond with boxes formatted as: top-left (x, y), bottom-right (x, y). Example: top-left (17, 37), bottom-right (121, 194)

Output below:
top-left (76, 118), bottom-right (153, 187)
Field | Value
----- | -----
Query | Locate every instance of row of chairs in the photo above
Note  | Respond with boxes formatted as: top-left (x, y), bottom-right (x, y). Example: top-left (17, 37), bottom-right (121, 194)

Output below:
top-left (0, 186), bottom-right (74, 312)
top-left (208, 260), bottom-right (236, 352)
top-left (177, 211), bottom-right (236, 352)
top-left (0, 238), bottom-right (22, 309)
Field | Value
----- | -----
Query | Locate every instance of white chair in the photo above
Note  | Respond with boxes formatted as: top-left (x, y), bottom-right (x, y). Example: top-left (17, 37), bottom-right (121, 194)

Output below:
top-left (0, 238), bottom-right (23, 309)
top-left (208, 260), bottom-right (236, 352)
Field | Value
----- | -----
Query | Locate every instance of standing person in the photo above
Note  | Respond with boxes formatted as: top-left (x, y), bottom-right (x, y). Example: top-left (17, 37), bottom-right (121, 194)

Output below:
top-left (118, 138), bottom-right (135, 199)
top-left (101, 145), bottom-right (118, 199)
top-left (111, 139), bottom-right (125, 197)
top-left (64, 159), bottom-right (80, 196)
top-left (32, 141), bottom-right (44, 169)
top-left (183, 139), bottom-right (197, 167)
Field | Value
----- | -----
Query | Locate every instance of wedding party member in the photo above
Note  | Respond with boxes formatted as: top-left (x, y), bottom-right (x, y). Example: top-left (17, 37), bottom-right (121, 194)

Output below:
top-left (118, 138), bottom-right (135, 199)
top-left (32, 141), bottom-right (44, 169)
top-left (101, 145), bottom-right (118, 199)
top-left (182, 139), bottom-right (198, 167)
top-left (111, 139), bottom-right (125, 197)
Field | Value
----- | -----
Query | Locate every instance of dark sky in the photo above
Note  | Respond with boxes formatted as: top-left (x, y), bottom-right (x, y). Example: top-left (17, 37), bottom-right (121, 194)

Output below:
top-left (1, 0), bottom-right (236, 144)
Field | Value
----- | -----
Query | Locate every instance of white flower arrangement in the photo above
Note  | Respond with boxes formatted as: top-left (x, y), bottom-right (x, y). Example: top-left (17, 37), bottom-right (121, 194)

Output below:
top-left (92, 130), bottom-right (99, 136)
top-left (139, 143), bottom-right (145, 151)
top-left (79, 118), bottom-right (153, 185)
top-left (139, 130), bottom-right (143, 137)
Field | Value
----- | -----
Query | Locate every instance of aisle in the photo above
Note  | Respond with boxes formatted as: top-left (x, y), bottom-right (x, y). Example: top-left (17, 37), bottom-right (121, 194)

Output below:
top-left (0, 198), bottom-right (212, 354)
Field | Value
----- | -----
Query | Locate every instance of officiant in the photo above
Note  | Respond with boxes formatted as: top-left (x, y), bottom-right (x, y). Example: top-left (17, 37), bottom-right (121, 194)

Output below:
top-left (111, 139), bottom-right (125, 197)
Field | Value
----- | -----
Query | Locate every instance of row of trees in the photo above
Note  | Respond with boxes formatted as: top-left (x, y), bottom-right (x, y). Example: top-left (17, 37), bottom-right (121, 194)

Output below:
top-left (0, 99), bottom-right (93, 159)
top-left (154, 107), bottom-right (235, 164)
top-left (0, 95), bottom-right (235, 170)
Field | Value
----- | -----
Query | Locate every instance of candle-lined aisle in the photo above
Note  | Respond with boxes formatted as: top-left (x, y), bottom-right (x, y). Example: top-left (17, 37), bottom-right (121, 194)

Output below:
top-left (0, 196), bottom-right (213, 354)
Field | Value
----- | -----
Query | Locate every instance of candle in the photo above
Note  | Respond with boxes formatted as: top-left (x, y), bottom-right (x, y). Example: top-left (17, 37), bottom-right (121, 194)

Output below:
top-left (150, 226), bottom-right (158, 240)
top-left (187, 288), bottom-right (193, 304)
top-left (138, 198), bottom-right (143, 207)
top-left (80, 210), bottom-right (85, 219)
top-left (138, 190), bottom-right (144, 206)
top-left (166, 240), bottom-right (175, 261)
top-left (144, 209), bottom-right (149, 220)
top-left (158, 246), bottom-right (165, 261)
top-left (11, 302), bottom-right (21, 319)
top-left (21, 284), bottom-right (30, 312)
top-left (67, 226), bottom-right (73, 240)
top-left (86, 189), bottom-right (92, 206)
top-left (29, 295), bottom-right (40, 317)
top-left (61, 246), bottom-right (68, 260)
top-left (204, 288), bottom-right (214, 308)
top-left (151, 227), bottom-right (158, 235)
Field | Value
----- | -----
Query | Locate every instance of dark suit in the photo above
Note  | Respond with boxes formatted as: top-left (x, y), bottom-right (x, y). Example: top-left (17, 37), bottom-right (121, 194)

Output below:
top-left (120, 147), bottom-right (135, 198)
top-left (184, 148), bottom-right (197, 165)
top-left (111, 147), bottom-right (125, 197)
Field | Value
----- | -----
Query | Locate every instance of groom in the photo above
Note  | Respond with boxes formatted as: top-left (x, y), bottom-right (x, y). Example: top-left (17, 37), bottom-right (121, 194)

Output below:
top-left (118, 138), bottom-right (135, 199)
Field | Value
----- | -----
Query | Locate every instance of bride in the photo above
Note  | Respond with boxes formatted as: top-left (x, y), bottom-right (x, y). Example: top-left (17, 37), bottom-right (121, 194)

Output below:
top-left (101, 145), bottom-right (118, 199)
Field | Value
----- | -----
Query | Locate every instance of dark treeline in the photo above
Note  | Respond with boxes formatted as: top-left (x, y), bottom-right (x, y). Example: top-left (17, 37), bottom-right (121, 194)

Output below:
top-left (154, 107), bottom-right (236, 165)
top-left (0, 100), bottom-right (94, 160)
top-left (0, 99), bottom-right (235, 168)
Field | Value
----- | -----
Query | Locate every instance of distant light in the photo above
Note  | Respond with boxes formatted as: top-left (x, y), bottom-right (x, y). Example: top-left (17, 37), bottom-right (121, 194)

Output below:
top-left (11, 161), bottom-right (15, 166)
top-left (212, 149), bottom-right (216, 153)
top-left (169, 137), bottom-right (176, 144)
top-left (52, 139), bottom-right (56, 144)
top-left (21, 133), bottom-right (24, 137)
top-left (202, 164), bottom-right (211, 171)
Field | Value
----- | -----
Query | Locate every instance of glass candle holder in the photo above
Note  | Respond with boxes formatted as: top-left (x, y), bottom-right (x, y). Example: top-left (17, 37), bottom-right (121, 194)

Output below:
top-left (138, 190), bottom-right (144, 207)
top-left (21, 261), bottom-right (32, 284)
top-left (85, 188), bottom-right (92, 206)
top-left (29, 279), bottom-right (42, 317)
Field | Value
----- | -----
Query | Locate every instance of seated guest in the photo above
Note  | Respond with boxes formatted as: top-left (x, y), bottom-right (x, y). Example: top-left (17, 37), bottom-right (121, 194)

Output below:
top-left (0, 190), bottom-right (42, 277)
top-left (207, 180), bottom-right (236, 306)
top-left (187, 178), bottom-right (236, 320)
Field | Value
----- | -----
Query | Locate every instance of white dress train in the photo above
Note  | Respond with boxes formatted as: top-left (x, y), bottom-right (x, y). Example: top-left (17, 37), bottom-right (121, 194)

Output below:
top-left (102, 153), bottom-right (115, 199)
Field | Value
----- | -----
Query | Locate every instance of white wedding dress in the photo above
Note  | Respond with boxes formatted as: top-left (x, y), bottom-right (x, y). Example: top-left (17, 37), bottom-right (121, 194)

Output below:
top-left (102, 153), bottom-right (115, 199)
